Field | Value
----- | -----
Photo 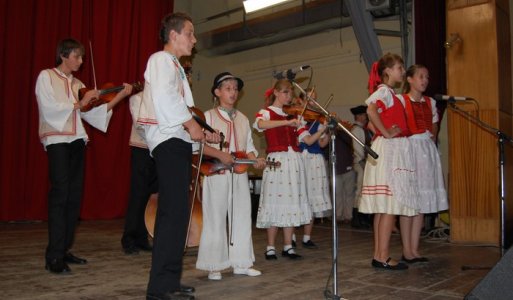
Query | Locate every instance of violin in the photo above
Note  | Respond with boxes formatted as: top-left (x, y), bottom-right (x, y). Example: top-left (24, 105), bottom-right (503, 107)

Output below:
top-left (79, 81), bottom-right (143, 112)
top-left (282, 104), bottom-right (327, 123)
top-left (200, 151), bottom-right (281, 176)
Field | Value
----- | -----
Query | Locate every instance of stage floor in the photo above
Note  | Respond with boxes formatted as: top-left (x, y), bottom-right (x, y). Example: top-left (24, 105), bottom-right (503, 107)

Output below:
top-left (0, 219), bottom-right (500, 299)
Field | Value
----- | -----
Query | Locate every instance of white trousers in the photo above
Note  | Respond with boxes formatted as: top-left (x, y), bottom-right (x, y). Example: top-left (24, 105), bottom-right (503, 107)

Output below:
top-left (196, 171), bottom-right (255, 271)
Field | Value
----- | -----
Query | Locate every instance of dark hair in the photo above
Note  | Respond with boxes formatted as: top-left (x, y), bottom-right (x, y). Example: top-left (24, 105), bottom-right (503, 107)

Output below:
top-left (403, 64), bottom-right (427, 94)
top-left (159, 12), bottom-right (193, 44)
top-left (55, 38), bottom-right (84, 67)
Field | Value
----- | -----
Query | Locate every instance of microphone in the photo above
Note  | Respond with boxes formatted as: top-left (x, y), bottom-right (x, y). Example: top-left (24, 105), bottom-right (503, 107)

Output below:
top-left (434, 94), bottom-right (474, 102)
top-left (273, 65), bottom-right (310, 80)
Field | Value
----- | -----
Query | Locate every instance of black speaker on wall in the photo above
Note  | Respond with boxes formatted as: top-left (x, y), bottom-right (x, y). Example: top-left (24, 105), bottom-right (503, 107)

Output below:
top-left (465, 248), bottom-right (513, 300)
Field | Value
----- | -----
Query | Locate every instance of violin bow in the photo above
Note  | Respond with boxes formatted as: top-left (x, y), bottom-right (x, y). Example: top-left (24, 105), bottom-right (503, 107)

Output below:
top-left (88, 40), bottom-right (98, 90)
top-left (185, 140), bottom-right (205, 250)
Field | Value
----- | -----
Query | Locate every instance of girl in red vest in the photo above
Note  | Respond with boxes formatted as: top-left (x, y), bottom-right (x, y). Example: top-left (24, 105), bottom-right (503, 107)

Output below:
top-left (253, 79), bottom-right (313, 261)
top-left (397, 64), bottom-right (448, 264)
top-left (359, 53), bottom-right (418, 270)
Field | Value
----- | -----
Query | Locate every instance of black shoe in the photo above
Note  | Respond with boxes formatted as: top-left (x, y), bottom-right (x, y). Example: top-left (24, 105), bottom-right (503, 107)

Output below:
top-left (371, 258), bottom-right (408, 270)
top-left (179, 285), bottom-right (195, 294)
top-left (402, 255), bottom-right (429, 264)
top-left (302, 240), bottom-right (318, 249)
top-left (45, 258), bottom-right (71, 274)
top-left (137, 242), bottom-right (153, 252)
top-left (123, 245), bottom-right (140, 255)
top-left (147, 291), bottom-right (195, 300)
top-left (264, 249), bottom-right (277, 260)
top-left (291, 240), bottom-right (297, 248)
top-left (64, 252), bottom-right (87, 264)
top-left (281, 248), bottom-right (302, 259)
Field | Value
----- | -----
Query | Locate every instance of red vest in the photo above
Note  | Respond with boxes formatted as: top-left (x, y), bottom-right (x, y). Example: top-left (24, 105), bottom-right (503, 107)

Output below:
top-left (373, 93), bottom-right (411, 138)
top-left (403, 94), bottom-right (433, 134)
top-left (264, 108), bottom-right (300, 153)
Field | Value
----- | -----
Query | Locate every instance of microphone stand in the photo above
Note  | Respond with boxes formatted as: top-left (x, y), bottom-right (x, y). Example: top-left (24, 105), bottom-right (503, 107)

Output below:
top-left (448, 102), bottom-right (513, 267)
top-left (290, 81), bottom-right (378, 299)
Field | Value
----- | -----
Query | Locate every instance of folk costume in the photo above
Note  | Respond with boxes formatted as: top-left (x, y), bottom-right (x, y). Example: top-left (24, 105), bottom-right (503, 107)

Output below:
top-left (137, 51), bottom-right (196, 295)
top-left (121, 92), bottom-right (156, 254)
top-left (253, 107), bottom-right (312, 228)
top-left (359, 84), bottom-right (419, 216)
top-left (299, 121), bottom-right (332, 218)
top-left (196, 107), bottom-right (258, 272)
top-left (398, 94), bottom-right (448, 213)
top-left (35, 67), bottom-right (113, 266)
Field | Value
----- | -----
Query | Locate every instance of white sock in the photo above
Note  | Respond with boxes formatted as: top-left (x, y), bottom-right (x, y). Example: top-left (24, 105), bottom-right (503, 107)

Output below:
top-left (283, 245), bottom-right (293, 252)
top-left (292, 234), bottom-right (296, 242)
top-left (266, 246), bottom-right (276, 253)
top-left (303, 235), bottom-right (311, 243)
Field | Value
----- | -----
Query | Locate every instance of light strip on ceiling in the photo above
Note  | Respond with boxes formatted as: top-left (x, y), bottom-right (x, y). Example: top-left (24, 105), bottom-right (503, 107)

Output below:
top-left (243, 0), bottom-right (293, 13)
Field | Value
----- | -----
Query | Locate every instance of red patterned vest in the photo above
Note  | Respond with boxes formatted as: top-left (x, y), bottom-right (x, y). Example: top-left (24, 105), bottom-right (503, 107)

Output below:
top-left (403, 94), bottom-right (433, 134)
top-left (264, 108), bottom-right (300, 153)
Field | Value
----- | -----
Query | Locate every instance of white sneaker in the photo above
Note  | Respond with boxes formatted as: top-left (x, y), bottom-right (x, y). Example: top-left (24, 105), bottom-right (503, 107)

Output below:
top-left (208, 271), bottom-right (222, 280)
top-left (233, 267), bottom-right (262, 277)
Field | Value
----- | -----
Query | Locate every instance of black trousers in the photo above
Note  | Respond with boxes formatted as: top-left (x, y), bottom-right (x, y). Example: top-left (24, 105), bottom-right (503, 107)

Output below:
top-left (147, 138), bottom-right (192, 294)
top-left (45, 139), bottom-right (85, 261)
top-left (121, 146), bottom-right (157, 248)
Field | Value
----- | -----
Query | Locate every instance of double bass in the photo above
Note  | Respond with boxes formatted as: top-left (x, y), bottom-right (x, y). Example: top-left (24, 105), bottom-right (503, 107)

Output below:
top-left (144, 107), bottom-right (218, 248)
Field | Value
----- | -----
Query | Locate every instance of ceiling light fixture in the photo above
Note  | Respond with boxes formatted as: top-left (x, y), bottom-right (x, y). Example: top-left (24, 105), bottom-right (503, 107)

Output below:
top-left (243, 0), bottom-right (293, 14)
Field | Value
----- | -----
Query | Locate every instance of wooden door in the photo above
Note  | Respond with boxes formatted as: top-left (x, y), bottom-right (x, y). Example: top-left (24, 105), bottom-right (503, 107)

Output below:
top-left (446, 0), bottom-right (512, 246)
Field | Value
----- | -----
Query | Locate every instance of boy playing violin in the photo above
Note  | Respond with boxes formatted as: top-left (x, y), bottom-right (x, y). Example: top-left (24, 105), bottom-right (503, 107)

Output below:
top-left (35, 38), bottom-right (132, 274)
top-left (196, 72), bottom-right (266, 280)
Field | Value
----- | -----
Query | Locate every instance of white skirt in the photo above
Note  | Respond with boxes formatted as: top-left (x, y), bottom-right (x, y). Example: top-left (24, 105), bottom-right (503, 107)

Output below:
top-left (301, 150), bottom-right (332, 217)
top-left (359, 136), bottom-right (419, 216)
top-left (410, 132), bottom-right (448, 213)
top-left (256, 148), bottom-right (312, 228)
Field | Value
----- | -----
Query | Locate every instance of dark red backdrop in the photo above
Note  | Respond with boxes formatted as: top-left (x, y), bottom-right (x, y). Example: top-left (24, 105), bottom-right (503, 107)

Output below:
top-left (0, 0), bottom-right (173, 221)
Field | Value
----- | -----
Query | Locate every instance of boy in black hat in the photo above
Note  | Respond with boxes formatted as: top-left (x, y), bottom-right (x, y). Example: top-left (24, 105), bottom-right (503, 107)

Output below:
top-left (349, 105), bottom-right (372, 229)
top-left (196, 72), bottom-right (266, 280)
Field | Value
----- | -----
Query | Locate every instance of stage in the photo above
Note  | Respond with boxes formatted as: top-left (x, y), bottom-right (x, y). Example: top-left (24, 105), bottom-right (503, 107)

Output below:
top-left (0, 219), bottom-right (499, 299)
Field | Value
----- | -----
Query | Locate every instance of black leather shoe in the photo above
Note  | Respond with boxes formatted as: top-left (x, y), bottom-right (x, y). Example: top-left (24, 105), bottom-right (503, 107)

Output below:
top-left (264, 249), bottom-right (277, 260)
top-left (302, 240), bottom-right (318, 249)
top-left (45, 258), bottom-right (71, 274)
top-left (282, 248), bottom-right (302, 259)
top-left (146, 291), bottom-right (195, 300)
top-left (371, 258), bottom-right (408, 270)
top-left (123, 245), bottom-right (140, 255)
top-left (64, 252), bottom-right (87, 264)
top-left (402, 255), bottom-right (429, 264)
top-left (179, 285), bottom-right (195, 294)
top-left (137, 242), bottom-right (153, 252)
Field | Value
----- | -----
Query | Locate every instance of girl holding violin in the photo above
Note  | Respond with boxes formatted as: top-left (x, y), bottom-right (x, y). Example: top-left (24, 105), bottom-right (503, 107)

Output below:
top-left (292, 88), bottom-right (331, 250)
top-left (196, 72), bottom-right (266, 281)
top-left (253, 79), bottom-right (312, 261)
top-left (35, 38), bottom-right (132, 274)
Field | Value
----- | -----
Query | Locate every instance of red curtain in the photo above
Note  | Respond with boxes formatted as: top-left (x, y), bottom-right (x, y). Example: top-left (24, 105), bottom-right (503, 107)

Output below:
top-left (0, 0), bottom-right (174, 221)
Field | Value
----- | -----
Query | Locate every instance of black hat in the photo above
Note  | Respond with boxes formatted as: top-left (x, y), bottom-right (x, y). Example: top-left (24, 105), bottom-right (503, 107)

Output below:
top-left (211, 72), bottom-right (244, 96)
top-left (350, 105), bottom-right (367, 115)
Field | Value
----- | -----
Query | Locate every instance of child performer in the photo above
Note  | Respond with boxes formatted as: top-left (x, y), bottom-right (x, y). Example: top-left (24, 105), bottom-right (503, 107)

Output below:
top-left (35, 38), bottom-right (132, 274)
top-left (294, 88), bottom-right (331, 249)
top-left (397, 64), bottom-right (448, 263)
top-left (253, 79), bottom-right (312, 260)
top-left (359, 53), bottom-right (418, 270)
top-left (196, 72), bottom-right (266, 280)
